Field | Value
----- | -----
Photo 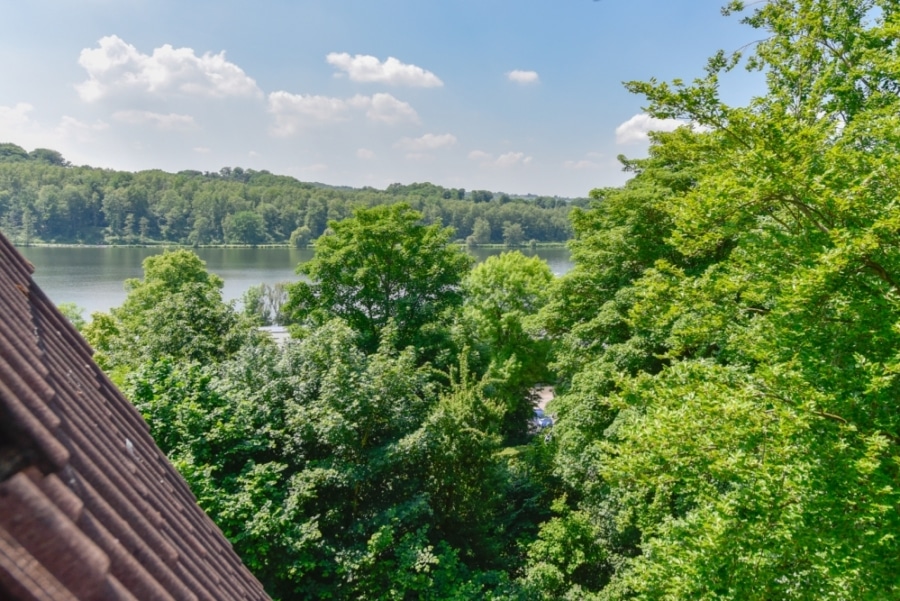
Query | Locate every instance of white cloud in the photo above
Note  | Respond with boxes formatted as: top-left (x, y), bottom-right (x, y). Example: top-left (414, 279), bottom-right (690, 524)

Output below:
top-left (615, 113), bottom-right (684, 144)
top-left (357, 148), bottom-right (375, 159)
top-left (268, 91), bottom-right (353, 132)
top-left (507, 70), bottom-right (539, 84)
top-left (364, 93), bottom-right (419, 124)
top-left (56, 116), bottom-right (109, 142)
top-left (268, 91), bottom-right (418, 135)
top-left (394, 133), bottom-right (457, 152)
top-left (76, 35), bottom-right (262, 101)
top-left (0, 104), bottom-right (108, 148)
top-left (496, 151), bottom-right (532, 167)
top-left (326, 52), bottom-right (443, 87)
top-left (113, 110), bottom-right (196, 130)
top-left (468, 149), bottom-right (532, 168)
top-left (193, 146), bottom-right (211, 154)
top-left (0, 102), bottom-right (35, 130)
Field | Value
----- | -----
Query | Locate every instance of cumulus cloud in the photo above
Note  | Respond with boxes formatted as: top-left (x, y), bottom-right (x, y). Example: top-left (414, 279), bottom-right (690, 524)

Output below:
top-left (615, 113), bottom-right (684, 144)
top-left (76, 35), bottom-right (262, 101)
top-left (365, 93), bottom-right (419, 124)
top-left (468, 149), bottom-right (532, 168)
top-left (357, 148), bottom-right (375, 160)
top-left (0, 104), bottom-right (108, 148)
top-left (394, 133), bottom-right (457, 152)
top-left (0, 102), bottom-right (35, 130)
top-left (496, 151), bottom-right (532, 167)
top-left (113, 110), bottom-right (196, 130)
top-left (268, 91), bottom-right (418, 136)
top-left (507, 69), bottom-right (540, 84)
top-left (326, 52), bottom-right (443, 87)
top-left (268, 91), bottom-right (355, 130)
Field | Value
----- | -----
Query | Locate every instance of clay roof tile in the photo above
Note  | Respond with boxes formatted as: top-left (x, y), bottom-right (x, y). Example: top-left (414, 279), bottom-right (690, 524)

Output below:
top-left (0, 231), bottom-right (269, 600)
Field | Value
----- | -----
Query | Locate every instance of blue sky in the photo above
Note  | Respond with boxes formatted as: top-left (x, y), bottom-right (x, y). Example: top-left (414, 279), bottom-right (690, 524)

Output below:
top-left (0, 0), bottom-right (763, 197)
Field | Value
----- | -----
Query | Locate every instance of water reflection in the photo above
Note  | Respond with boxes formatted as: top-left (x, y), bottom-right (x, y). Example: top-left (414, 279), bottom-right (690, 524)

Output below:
top-left (19, 246), bottom-right (572, 316)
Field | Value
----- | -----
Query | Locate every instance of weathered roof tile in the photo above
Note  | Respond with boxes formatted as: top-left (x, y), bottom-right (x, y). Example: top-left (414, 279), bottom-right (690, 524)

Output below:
top-left (0, 231), bottom-right (269, 600)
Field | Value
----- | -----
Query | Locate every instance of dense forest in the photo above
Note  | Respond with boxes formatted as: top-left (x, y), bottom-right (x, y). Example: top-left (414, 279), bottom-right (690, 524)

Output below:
top-left (0, 144), bottom-right (580, 247)
top-left (47, 0), bottom-right (900, 598)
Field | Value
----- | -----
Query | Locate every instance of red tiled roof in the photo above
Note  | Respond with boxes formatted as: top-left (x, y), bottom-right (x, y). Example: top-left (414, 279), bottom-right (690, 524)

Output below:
top-left (0, 232), bottom-right (269, 601)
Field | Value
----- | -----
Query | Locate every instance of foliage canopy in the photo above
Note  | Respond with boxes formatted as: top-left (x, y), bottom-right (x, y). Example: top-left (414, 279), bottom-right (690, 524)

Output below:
top-left (286, 203), bottom-right (473, 353)
top-left (538, 0), bottom-right (900, 598)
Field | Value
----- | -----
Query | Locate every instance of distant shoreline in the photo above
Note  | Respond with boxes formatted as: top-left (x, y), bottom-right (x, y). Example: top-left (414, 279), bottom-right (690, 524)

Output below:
top-left (11, 241), bottom-right (570, 250)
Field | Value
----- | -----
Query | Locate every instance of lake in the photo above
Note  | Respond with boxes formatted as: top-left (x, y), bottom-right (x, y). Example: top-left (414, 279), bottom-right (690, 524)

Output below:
top-left (18, 246), bottom-right (573, 317)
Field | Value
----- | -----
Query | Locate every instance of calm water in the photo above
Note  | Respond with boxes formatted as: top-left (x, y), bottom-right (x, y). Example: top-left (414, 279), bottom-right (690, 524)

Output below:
top-left (19, 246), bottom-right (572, 316)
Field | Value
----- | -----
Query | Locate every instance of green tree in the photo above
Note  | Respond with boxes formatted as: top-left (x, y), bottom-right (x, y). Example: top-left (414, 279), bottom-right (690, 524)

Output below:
top-left (524, 497), bottom-right (607, 599)
top-left (289, 225), bottom-right (312, 248)
top-left (29, 148), bottom-right (68, 166)
top-left (139, 215), bottom-right (151, 242)
top-left (541, 1), bottom-right (900, 598)
top-left (21, 207), bottom-right (33, 246)
top-left (471, 217), bottom-right (491, 245)
top-left (464, 251), bottom-right (555, 441)
top-left (0, 143), bottom-right (28, 162)
top-left (84, 250), bottom-right (244, 375)
top-left (286, 203), bottom-right (473, 353)
top-left (0, 155), bottom-right (577, 245)
top-left (125, 321), bottom-right (515, 599)
top-left (57, 302), bottom-right (86, 331)
top-left (304, 197), bottom-right (329, 237)
top-left (502, 221), bottom-right (525, 247)
top-left (396, 361), bottom-right (507, 566)
top-left (223, 210), bottom-right (266, 245)
top-left (102, 188), bottom-right (129, 240)
top-left (470, 190), bottom-right (493, 203)
top-left (241, 282), bottom-right (289, 326)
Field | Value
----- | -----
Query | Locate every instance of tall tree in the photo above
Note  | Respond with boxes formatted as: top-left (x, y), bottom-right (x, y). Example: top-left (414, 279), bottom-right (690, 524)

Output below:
top-left (540, 1), bottom-right (900, 598)
top-left (464, 251), bottom-right (555, 441)
top-left (471, 216), bottom-right (492, 245)
top-left (223, 210), bottom-right (267, 245)
top-left (286, 203), bottom-right (473, 353)
top-left (84, 250), bottom-right (244, 375)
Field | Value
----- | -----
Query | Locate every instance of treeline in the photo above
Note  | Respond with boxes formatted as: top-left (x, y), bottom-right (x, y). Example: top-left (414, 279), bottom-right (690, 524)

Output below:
top-left (0, 144), bottom-right (580, 246)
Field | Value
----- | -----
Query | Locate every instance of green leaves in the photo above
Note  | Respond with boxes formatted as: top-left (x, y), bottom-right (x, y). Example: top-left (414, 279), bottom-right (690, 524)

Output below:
top-left (83, 250), bottom-right (245, 374)
top-left (463, 251), bottom-right (555, 441)
top-left (524, 498), bottom-right (607, 599)
top-left (286, 203), bottom-right (472, 354)
top-left (124, 319), bottom-right (531, 599)
top-left (540, 1), bottom-right (900, 598)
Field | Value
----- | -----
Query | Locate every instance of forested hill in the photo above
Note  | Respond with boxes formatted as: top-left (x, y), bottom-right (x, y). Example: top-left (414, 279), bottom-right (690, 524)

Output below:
top-left (0, 142), bottom-right (583, 246)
